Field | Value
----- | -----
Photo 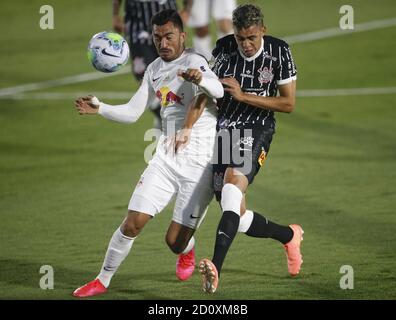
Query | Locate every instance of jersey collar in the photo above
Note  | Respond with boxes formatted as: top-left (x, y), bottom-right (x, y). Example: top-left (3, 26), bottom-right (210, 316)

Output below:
top-left (238, 37), bottom-right (264, 62)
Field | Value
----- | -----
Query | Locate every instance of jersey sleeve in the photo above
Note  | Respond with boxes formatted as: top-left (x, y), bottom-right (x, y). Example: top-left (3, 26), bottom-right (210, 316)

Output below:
top-left (98, 70), bottom-right (153, 123)
top-left (189, 54), bottom-right (224, 99)
top-left (275, 43), bottom-right (297, 85)
top-left (189, 54), bottom-right (218, 79)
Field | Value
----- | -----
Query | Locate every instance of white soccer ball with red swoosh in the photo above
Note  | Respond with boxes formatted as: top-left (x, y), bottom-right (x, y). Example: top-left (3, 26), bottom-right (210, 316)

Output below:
top-left (87, 32), bottom-right (129, 73)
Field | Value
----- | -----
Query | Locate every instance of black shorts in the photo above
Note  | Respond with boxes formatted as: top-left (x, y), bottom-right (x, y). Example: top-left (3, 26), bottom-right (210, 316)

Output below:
top-left (213, 123), bottom-right (275, 201)
top-left (125, 19), bottom-right (158, 80)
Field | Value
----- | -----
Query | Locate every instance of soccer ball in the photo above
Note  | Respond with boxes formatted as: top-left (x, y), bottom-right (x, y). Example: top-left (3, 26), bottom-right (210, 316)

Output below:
top-left (87, 32), bottom-right (129, 73)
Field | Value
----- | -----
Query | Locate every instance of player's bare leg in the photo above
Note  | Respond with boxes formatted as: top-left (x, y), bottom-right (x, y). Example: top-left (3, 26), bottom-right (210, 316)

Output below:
top-left (73, 211), bottom-right (151, 298)
top-left (166, 222), bottom-right (196, 281)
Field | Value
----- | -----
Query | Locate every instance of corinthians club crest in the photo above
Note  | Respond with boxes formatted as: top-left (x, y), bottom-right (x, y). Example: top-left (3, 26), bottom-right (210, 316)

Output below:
top-left (258, 67), bottom-right (274, 84)
top-left (213, 172), bottom-right (224, 192)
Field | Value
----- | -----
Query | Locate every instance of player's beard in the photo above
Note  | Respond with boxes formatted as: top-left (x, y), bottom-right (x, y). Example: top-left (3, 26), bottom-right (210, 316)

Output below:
top-left (159, 49), bottom-right (173, 61)
top-left (160, 39), bottom-right (185, 62)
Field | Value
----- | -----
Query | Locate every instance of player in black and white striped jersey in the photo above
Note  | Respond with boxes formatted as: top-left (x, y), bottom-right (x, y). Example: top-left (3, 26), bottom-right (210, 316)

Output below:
top-left (199, 4), bottom-right (304, 294)
top-left (211, 27), bottom-right (297, 128)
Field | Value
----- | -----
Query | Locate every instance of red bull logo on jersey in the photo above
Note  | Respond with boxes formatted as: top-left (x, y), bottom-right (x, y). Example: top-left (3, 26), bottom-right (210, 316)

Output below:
top-left (156, 86), bottom-right (184, 107)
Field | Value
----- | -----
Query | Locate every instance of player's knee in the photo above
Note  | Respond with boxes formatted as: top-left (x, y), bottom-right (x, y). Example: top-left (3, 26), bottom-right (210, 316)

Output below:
top-left (165, 236), bottom-right (185, 254)
top-left (121, 216), bottom-right (146, 237)
top-left (195, 26), bottom-right (209, 38)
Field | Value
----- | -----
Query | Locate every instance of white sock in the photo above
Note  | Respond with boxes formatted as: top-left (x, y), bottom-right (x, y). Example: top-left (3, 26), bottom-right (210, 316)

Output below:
top-left (96, 228), bottom-right (135, 288)
top-left (238, 209), bottom-right (254, 233)
top-left (181, 236), bottom-right (195, 254)
top-left (193, 35), bottom-right (212, 61)
top-left (221, 183), bottom-right (243, 216)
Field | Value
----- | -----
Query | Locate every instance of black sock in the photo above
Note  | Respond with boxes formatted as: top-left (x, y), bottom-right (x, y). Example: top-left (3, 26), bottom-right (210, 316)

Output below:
top-left (212, 211), bottom-right (240, 277)
top-left (245, 212), bottom-right (294, 244)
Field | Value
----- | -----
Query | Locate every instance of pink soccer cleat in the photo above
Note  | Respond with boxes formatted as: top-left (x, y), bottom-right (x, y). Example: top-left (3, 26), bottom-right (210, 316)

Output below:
top-left (284, 224), bottom-right (304, 276)
top-left (72, 279), bottom-right (107, 298)
top-left (176, 247), bottom-right (196, 281)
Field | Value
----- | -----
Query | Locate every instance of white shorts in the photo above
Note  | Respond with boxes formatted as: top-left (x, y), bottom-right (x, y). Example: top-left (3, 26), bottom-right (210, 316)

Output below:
top-left (188, 0), bottom-right (237, 28)
top-left (128, 134), bottom-right (215, 229)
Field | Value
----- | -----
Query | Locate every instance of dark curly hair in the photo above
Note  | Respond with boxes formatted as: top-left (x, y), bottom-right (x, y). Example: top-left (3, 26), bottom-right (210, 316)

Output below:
top-left (232, 4), bottom-right (264, 30)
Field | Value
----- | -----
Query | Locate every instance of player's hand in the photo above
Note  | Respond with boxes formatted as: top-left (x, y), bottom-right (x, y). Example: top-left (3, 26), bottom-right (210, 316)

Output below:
top-left (178, 69), bottom-right (202, 85)
top-left (174, 127), bottom-right (192, 153)
top-left (112, 15), bottom-right (124, 34)
top-left (74, 95), bottom-right (100, 115)
top-left (220, 78), bottom-right (245, 102)
top-left (164, 128), bottom-right (192, 154)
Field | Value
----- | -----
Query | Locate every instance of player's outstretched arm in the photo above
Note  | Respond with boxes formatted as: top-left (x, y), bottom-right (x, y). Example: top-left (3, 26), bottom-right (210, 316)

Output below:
top-left (74, 72), bottom-right (152, 124)
top-left (74, 91), bottom-right (148, 123)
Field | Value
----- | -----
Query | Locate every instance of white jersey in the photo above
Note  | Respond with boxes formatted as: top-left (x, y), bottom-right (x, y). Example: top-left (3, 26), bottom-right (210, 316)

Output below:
top-left (99, 48), bottom-right (223, 158)
top-left (98, 49), bottom-right (222, 137)
top-left (97, 49), bottom-right (224, 229)
top-left (146, 48), bottom-right (218, 137)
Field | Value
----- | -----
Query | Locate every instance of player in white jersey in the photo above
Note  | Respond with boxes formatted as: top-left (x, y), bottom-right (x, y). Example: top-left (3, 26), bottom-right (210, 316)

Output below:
top-left (72, 9), bottom-right (223, 298)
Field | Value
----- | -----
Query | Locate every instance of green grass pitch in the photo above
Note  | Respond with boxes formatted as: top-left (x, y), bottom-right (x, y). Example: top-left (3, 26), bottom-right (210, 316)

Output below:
top-left (0, 0), bottom-right (395, 299)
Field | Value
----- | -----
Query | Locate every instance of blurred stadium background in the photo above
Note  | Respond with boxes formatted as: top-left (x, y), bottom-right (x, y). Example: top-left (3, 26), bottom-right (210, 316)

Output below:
top-left (0, 0), bottom-right (395, 299)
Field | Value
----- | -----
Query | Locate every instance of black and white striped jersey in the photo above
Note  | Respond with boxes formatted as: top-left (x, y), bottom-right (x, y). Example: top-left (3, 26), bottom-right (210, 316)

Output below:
top-left (125, 0), bottom-right (177, 45)
top-left (211, 34), bottom-right (297, 128)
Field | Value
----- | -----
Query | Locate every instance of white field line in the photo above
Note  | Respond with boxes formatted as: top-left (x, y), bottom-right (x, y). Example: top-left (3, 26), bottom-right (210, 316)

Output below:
top-left (284, 16), bottom-right (396, 44)
top-left (297, 87), bottom-right (396, 97)
top-left (1, 91), bottom-right (134, 100)
top-left (0, 16), bottom-right (395, 99)
top-left (0, 68), bottom-right (130, 97)
top-left (1, 87), bottom-right (395, 101)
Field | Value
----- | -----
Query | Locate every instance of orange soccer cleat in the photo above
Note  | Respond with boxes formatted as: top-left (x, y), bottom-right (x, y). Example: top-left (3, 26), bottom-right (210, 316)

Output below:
top-left (72, 279), bottom-right (107, 298)
top-left (198, 258), bottom-right (219, 293)
top-left (176, 247), bottom-right (196, 281)
top-left (284, 224), bottom-right (304, 276)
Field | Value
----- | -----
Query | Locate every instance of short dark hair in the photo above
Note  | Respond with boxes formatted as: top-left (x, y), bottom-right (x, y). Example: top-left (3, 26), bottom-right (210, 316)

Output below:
top-left (232, 4), bottom-right (264, 30)
top-left (151, 9), bottom-right (184, 32)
